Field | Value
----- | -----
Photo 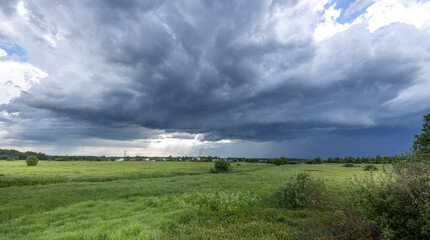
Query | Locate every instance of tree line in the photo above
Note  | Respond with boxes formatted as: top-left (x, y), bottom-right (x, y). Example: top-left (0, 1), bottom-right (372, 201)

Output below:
top-left (0, 149), bottom-right (48, 160)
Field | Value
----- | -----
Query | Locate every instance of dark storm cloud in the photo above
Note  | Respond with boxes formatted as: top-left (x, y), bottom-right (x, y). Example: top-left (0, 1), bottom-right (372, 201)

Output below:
top-left (1, 0), bottom-right (430, 145)
top-left (0, 0), bottom-right (18, 15)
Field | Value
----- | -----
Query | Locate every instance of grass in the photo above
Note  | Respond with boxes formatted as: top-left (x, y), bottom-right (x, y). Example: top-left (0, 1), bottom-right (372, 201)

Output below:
top-left (0, 161), bottom-right (266, 187)
top-left (0, 161), bottom-right (371, 239)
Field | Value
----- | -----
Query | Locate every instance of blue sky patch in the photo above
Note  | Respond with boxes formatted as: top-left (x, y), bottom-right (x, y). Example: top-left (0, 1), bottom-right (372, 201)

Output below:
top-left (0, 41), bottom-right (28, 62)
top-left (325, 0), bottom-right (373, 24)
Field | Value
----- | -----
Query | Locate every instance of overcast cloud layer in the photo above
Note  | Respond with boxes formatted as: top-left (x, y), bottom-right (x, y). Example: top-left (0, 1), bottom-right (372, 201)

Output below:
top-left (1, 0), bottom-right (430, 157)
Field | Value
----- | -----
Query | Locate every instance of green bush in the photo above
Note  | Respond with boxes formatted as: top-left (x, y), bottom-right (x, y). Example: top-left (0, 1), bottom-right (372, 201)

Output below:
top-left (305, 157), bottom-right (322, 164)
top-left (274, 158), bottom-right (284, 166)
top-left (363, 164), bottom-right (378, 171)
top-left (26, 156), bottom-right (39, 166)
top-left (343, 163), bottom-right (355, 167)
top-left (210, 159), bottom-right (231, 173)
top-left (55, 156), bottom-right (69, 161)
top-left (272, 173), bottom-right (326, 209)
top-left (325, 156), bottom-right (430, 239)
top-left (280, 157), bottom-right (289, 164)
top-left (6, 157), bottom-right (14, 161)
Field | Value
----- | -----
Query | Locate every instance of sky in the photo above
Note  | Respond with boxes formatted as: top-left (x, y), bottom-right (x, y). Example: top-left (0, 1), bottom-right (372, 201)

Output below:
top-left (1, 0), bottom-right (430, 158)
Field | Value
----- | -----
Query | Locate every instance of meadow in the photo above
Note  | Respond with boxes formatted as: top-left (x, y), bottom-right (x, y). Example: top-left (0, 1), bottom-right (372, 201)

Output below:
top-left (0, 161), bottom-right (369, 239)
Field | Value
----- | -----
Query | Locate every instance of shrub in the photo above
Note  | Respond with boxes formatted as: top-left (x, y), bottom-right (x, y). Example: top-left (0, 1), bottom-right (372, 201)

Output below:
top-left (6, 157), bottom-right (14, 161)
top-left (363, 164), bottom-right (378, 171)
top-left (210, 159), bottom-right (231, 173)
top-left (26, 156), bottom-right (39, 166)
top-left (343, 163), bottom-right (355, 167)
top-left (273, 173), bottom-right (326, 209)
top-left (274, 158), bottom-right (284, 166)
top-left (55, 156), bottom-right (69, 161)
top-left (305, 157), bottom-right (322, 164)
top-left (280, 156), bottom-right (289, 164)
top-left (305, 159), bottom-right (314, 164)
top-left (325, 155), bottom-right (430, 239)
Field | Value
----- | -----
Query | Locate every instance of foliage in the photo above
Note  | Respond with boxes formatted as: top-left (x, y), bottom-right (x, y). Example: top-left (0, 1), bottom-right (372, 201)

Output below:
top-left (272, 173), bottom-right (326, 209)
top-left (55, 156), bottom-right (69, 161)
top-left (26, 156), bottom-right (39, 166)
top-left (280, 156), bottom-right (289, 164)
top-left (182, 191), bottom-right (260, 216)
top-left (363, 164), bottom-right (378, 171)
top-left (274, 158), bottom-right (284, 166)
top-left (343, 163), bottom-right (355, 167)
top-left (327, 155), bottom-right (402, 164)
top-left (413, 113), bottom-right (430, 155)
top-left (210, 159), bottom-right (232, 173)
top-left (305, 157), bottom-right (322, 164)
top-left (325, 156), bottom-right (430, 239)
top-left (6, 157), bottom-right (14, 161)
top-left (0, 149), bottom-right (48, 160)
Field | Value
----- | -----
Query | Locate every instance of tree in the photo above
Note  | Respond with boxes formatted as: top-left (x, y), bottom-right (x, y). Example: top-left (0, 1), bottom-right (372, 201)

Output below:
top-left (413, 113), bottom-right (430, 155)
top-left (274, 158), bottom-right (284, 166)
top-left (280, 156), bottom-right (289, 164)
top-left (26, 155), bottom-right (39, 166)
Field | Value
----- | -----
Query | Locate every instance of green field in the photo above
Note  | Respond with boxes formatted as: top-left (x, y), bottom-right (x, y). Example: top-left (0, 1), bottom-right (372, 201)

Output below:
top-left (0, 161), bottom-right (369, 239)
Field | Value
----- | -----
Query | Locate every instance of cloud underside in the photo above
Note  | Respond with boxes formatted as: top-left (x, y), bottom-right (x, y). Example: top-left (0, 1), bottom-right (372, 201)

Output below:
top-left (0, 0), bottom-right (430, 147)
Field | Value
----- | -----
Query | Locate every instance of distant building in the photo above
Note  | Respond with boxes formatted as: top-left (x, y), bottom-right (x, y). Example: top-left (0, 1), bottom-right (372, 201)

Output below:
top-left (142, 158), bottom-right (150, 161)
top-left (115, 158), bottom-right (125, 162)
top-left (129, 158), bottom-right (136, 161)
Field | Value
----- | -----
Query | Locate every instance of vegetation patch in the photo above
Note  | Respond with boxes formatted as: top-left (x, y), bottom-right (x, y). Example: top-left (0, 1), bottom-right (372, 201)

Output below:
top-left (363, 164), bottom-right (378, 171)
top-left (26, 156), bottom-right (39, 167)
top-left (321, 156), bottom-right (430, 239)
top-left (181, 191), bottom-right (260, 216)
top-left (343, 163), bottom-right (355, 167)
top-left (210, 159), bottom-right (232, 173)
top-left (272, 173), bottom-right (326, 209)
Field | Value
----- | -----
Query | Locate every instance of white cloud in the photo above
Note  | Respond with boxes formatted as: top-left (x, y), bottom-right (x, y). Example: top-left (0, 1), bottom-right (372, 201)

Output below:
top-left (16, 1), bottom-right (28, 19)
top-left (0, 52), bottom-right (48, 104)
top-left (313, 5), bottom-right (355, 41)
top-left (0, 48), bottom-right (6, 57)
top-left (364, 0), bottom-right (430, 32)
top-left (314, 0), bottom-right (430, 41)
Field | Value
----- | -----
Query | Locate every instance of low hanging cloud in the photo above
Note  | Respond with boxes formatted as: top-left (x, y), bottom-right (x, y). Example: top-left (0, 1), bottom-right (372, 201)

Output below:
top-left (0, 0), bottom-right (430, 154)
